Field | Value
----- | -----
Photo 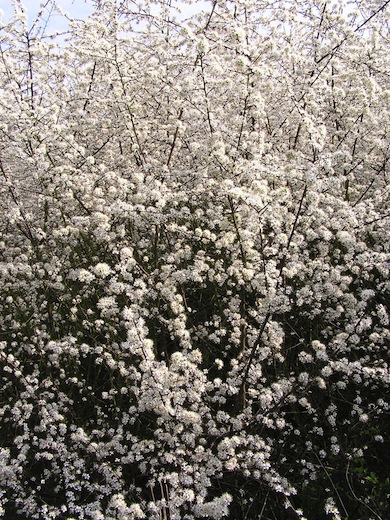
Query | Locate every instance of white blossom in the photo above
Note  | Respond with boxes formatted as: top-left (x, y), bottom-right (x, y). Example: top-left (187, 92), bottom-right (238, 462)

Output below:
top-left (0, 1), bottom-right (388, 518)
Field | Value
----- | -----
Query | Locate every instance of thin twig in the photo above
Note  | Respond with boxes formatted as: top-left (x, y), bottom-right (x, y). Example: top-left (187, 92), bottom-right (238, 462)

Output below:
top-left (286, 185), bottom-right (307, 251)
top-left (314, 451), bottom-right (349, 519)
top-left (345, 460), bottom-right (383, 520)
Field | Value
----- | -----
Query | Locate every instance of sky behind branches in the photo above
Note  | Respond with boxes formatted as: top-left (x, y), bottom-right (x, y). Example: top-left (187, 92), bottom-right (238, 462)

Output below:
top-left (1, 0), bottom-right (208, 32)
top-left (1, 0), bottom-right (92, 30)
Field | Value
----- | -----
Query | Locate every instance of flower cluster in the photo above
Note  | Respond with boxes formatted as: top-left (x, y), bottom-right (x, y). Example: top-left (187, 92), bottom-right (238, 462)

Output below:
top-left (0, 0), bottom-right (389, 518)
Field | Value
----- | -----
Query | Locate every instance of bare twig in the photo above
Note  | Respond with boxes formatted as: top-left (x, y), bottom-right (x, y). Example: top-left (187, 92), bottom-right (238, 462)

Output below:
top-left (286, 185), bottom-right (307, 251)
top-left (345, 459), bottom-right (383, 520)
top-left (314, 451), bottom-right (349, 519)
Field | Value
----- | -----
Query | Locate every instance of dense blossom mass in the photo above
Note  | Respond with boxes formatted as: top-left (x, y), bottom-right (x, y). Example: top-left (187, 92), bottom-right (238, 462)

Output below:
top-left (0, 0), bottom-right (389, 518)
